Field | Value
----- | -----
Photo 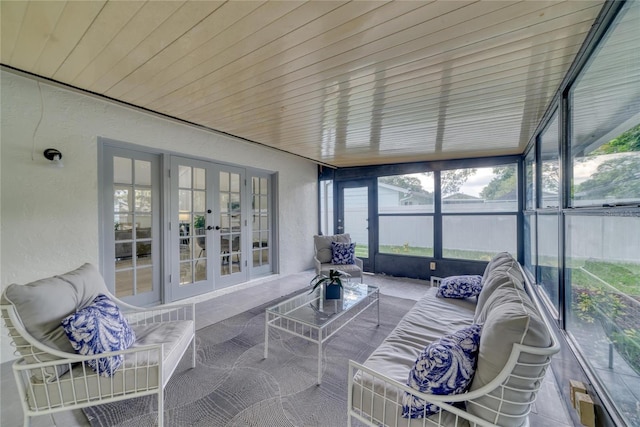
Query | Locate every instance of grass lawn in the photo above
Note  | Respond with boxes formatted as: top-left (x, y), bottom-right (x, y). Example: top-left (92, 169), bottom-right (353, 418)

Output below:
top-left (570, 259), bottom-right (640, 297)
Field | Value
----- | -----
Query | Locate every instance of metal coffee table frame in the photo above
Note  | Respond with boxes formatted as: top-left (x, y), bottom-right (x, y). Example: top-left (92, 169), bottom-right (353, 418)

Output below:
top-left (264, 283), bottom-right (379, 384)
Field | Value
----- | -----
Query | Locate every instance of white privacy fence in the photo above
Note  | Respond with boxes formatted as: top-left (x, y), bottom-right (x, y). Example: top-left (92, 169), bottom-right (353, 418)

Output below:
top-left (346, 204), bottom-right (639, 264)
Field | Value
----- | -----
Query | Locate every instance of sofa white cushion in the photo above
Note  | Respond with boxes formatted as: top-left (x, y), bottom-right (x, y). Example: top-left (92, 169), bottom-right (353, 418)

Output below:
top-left (353, 288), bottom-right (476, 427)
top-left (468, 286), bottom-right (551, 426)
top-left (474, 262), bottom-right (524, 322)
top-left (480, 252), bottom-right (514, 284)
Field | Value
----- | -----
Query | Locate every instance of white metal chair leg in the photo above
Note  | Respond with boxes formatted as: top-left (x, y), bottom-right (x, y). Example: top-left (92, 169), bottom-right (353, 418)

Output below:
top-left (191, 337), bottom-right (196, 368)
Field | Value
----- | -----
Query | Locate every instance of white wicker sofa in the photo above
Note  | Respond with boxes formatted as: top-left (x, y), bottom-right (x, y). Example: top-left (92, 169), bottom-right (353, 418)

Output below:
top-left (348, 253), bottom-right (560, 427)
top-left (1, 263), bottom-right (195, 427)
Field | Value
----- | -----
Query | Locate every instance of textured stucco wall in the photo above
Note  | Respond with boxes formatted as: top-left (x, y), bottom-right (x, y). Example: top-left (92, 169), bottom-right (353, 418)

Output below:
top-left (0, 70), bottom-right (318, 361)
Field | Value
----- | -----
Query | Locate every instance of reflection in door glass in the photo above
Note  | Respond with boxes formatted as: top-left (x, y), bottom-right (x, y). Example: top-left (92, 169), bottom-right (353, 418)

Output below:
top-left (343, 187), bottom-right (368, 258)
top-left (320, 180), bottom-right (334, 236)
top-left (220, 171), bottom-right (242, 276)
top-left (178, 166), bottom-right (207, 285)
top-left (113, 157), bottom-right (154, 298)
top-left (252, 177), bottom-right (270, 268)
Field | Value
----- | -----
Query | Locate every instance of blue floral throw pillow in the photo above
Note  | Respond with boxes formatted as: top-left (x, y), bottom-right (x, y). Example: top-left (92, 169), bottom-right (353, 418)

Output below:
top-left (437, 275), bottom-right (483, 299)
top-left (402, 324), bottom-right (482, 418)
top-left (331, 241), bottom-right (356, 265)
top-left (61, 294), bottom-right (136, 377)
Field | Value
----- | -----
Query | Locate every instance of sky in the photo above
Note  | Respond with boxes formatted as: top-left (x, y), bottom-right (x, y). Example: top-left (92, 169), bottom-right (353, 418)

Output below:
top-left (416, 167), bottom-right (497, 197)
top-left (413, 152), bottom-right (636, 198)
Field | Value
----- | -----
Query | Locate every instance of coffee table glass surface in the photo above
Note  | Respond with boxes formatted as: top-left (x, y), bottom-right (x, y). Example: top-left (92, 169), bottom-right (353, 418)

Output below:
top-left (264, 282), bottom-right (379, 384)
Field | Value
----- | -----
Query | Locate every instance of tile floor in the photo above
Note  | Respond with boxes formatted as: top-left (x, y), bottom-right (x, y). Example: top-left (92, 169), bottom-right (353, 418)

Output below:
top-left (0, 271), bottom-right (576, 427)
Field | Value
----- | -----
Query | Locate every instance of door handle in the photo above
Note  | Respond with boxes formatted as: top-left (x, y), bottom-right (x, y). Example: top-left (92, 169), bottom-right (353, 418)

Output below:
top-left (207, 225), bottom-right (221, 231)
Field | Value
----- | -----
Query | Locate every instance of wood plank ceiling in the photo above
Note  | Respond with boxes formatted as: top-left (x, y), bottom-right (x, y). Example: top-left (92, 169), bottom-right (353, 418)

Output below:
top-left (1, 0), bottom-right (605, 168)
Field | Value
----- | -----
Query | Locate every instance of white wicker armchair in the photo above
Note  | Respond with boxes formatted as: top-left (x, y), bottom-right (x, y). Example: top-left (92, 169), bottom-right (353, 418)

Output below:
top-left (313, 234), bottom-right (364, 282)
top-left (1, 263), bottom-right (195, 427)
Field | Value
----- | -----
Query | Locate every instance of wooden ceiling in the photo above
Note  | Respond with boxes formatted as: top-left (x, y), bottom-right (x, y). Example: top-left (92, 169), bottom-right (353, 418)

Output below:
top-left (1, 0), bottom-right (605, 167)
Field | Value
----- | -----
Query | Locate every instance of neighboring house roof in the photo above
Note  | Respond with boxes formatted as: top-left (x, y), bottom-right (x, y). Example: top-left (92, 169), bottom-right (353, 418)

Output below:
top-left (443, 193), bottom-right (481, 200)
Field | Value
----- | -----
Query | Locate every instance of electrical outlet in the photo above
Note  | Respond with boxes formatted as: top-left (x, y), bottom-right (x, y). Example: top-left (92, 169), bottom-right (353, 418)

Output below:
top-left (430, 262), bottom-right (436, 270)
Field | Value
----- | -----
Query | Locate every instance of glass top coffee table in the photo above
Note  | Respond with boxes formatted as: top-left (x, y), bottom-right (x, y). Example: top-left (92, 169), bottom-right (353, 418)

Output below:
top-left (264, 282), bottom-right (379, 384)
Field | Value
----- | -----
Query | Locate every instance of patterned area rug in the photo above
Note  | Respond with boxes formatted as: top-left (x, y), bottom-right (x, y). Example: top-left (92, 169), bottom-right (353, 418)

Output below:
top-left (84, 293), bottom-right (415, 427)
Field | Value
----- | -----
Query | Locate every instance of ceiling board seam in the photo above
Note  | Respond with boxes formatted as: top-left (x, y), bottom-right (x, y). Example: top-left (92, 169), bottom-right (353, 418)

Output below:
top-left (148, 1), bottom-right (497, 113)
top-left (83, 0), bottom-right (187, 91)
top-left (6, 1), bottom-right (29, 63)
top-left (189, 31), bottom-right (589, 123)
top-left (67, 0), bottom-right (151, 84)
top-left (207, 51), bottom-right (578, 128)
top-left (0, 64), bottom-right (337, 169)
top-left (50, 0), bottom-right (107, 78)
top-left (132, 0), bottom-right (400, 108)
top-left (168, 5), bottom-right (598, 117)
top-left (100, 1), bottom-right (226, 94)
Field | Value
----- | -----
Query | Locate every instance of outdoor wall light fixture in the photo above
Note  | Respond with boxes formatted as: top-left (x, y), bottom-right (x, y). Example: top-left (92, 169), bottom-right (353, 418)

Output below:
top-left (43, 148), bottom-right (63, 168)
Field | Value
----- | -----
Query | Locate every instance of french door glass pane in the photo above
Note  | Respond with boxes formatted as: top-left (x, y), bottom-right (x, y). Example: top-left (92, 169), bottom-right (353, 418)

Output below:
top-left (343, 187), bottom-right (369, 255)
top-left (113, 156), bottom-right (154, 298)
top-left (220, 171), bottom-right (242, 276)
top-left (135, 160), bottom-right (151, 186)
top-left (178, 166), bottom-right (207, 285)
top-left (114, 157), bottom-right (131, 184)
top-left (320, 180), bottom-right (334, 235)
top-left (252, 176), bottom-right (270, 268)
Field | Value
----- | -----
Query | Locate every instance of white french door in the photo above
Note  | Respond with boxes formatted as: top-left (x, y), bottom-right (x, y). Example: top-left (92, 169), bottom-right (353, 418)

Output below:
top-left (102, 142), bottom-right (270, 304)
top-left (170, 157), bottom-right (214, 300)
top-left (102, 146), bottom-right (162, 306)
top-left (169, 157), bottom-right (247, 300)
top-left (215, 165), bottom-right (247, 288)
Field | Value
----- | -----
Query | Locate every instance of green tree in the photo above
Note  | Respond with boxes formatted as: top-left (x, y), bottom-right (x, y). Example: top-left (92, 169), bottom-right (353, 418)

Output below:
top-left (591, 123), bottom-right (640, 155)
top-left (542, 160), bottom-right (559, 193)
top-left (379, 175), bottom-right (426, 193)
top-left (576, 155), bottom-right (640, 199)
top-left (441, 169), bottom-right (476, 196)
top-left (575, 122), bottom-right (640, 199)
top-left (480, 165), bottom-right (517, 200)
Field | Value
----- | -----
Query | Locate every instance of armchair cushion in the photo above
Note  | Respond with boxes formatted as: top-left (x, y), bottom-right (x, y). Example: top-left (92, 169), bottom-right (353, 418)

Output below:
top-left (4, 277), bottom-right (77, 355)
top-left (62, 294), bottom-right (136, 377)
top-left (314, 233), bottom-right (351, 263)
top-left (2, 263), bottom-right (117, 381)
top-left (331, 241), bottom-right (356, 265)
